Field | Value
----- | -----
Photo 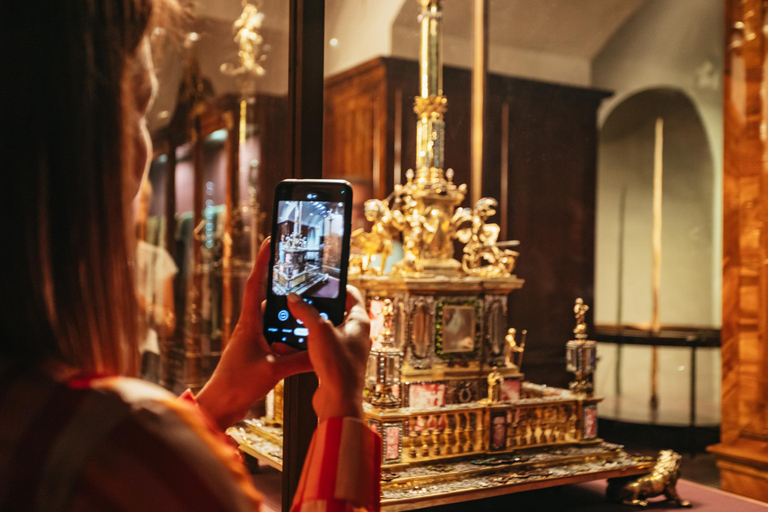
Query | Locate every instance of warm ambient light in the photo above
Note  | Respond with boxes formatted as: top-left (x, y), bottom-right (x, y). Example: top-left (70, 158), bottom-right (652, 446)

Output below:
top-left (329, 38), bottom-right (339, 47)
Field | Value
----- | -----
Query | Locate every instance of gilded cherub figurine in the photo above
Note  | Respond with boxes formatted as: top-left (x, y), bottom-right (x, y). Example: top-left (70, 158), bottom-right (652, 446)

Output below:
top-left (350, 199), bottom-right (404, 276)
top-left (573, 298), bottom-right (589, 338)
top-left (391, 178), bottom-right (428, 275)
top-left (454, 197), bottom-right (519, 277)
top-left (504, 328), bottom-right (526, 369)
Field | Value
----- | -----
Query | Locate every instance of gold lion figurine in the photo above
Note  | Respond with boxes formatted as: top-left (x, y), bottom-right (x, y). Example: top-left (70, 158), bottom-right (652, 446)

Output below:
top-left (607, 450), bottom-right (691, 508)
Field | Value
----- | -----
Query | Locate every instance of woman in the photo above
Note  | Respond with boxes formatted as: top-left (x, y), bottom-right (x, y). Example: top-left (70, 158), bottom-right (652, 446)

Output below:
top-left (0, 1), bottom-right (379, 511)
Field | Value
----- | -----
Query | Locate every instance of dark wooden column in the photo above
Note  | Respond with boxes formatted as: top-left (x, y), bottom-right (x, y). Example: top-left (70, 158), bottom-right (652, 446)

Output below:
top-left (222, 102), bottom-right (241, 349)
top-left (282, 1), bottom-right (324, 510)
top-left (161, 141), bottom-right (177, 389)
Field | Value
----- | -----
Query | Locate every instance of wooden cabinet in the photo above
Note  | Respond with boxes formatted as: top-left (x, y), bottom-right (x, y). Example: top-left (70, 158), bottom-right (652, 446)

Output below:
top-left (323, 57), bottom-right (610, 388)
top-left (708, 0), bottom-right (768, 501)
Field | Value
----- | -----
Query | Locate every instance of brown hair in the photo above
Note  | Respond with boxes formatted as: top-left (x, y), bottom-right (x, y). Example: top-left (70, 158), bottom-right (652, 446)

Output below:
top-left (0, 1), bottom-right (174, 375)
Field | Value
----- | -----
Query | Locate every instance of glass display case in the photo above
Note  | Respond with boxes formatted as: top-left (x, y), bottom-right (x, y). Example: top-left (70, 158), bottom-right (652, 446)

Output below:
top-left (141, 0), bottom-right (725, 508)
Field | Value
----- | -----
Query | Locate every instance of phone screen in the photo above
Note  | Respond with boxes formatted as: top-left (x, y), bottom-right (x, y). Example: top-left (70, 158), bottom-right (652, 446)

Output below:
top-left (272, 199), bottom-right (345, 298)
top-left (264, 180), bottom-right (352, 349)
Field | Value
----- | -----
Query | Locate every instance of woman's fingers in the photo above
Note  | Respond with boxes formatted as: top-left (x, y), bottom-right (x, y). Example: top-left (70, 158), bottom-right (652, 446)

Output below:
top-left (271, 342), bottom-right (301, 355)
top-left (341, 287), bottom-right (367, 324)
top-left (286, 293), bottom-right (325, 331)
top-left (344, 285), bottom-right (362, 314)
top-left (272, 350), bottom-right (313, 377)
top-left (341, 286), bottom-right (371, 339)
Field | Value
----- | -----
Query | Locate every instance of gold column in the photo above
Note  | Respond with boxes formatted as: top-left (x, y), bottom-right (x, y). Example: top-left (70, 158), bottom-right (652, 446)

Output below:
top-left (471, 0), bottom-right (487, 206)
top-left (415, 0), bottom-right (446, 174)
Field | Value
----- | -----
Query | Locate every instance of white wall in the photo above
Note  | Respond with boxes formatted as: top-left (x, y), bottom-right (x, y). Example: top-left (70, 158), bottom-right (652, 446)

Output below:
top-left (592, 0), bottom-right (723, 328)
top-left (324, 0), bottom-right (594, 86)
top-left (591, 0), bottom-right (723, 424)
top-left (324, 0), bottom-right (405, 77)
top-left (390, 26), bottom-right (592, 86)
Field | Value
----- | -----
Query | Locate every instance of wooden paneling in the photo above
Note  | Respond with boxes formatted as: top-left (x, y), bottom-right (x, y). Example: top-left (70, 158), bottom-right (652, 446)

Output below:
top-left (256, 95), bottom-right (291, 229)
top-left (708, 0), bottom-right (768, 501)
top-left (495, 79), bottom-right (608, 388)
top-left (323, 57), bottom-right (609, 388)
top-left (324, 60), bottom-right (388, 196)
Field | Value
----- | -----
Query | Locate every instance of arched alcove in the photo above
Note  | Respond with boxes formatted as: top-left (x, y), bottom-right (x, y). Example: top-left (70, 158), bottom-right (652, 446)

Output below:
top-left (594, 88), bottom-right (719, 425)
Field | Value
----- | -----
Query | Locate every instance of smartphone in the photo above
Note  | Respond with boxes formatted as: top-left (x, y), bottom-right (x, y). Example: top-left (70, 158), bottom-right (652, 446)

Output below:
top-left (263, 179), bottom-right (353, 349)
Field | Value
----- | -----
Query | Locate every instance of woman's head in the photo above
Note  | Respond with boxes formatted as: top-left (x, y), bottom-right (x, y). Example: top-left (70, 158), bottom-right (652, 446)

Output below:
top-left (1, 0), bottom-right (174, 375)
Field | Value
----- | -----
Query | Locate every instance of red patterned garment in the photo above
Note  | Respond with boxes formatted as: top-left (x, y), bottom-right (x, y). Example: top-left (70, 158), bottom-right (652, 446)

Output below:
top-left (0, 363), bottom-right (381, 512)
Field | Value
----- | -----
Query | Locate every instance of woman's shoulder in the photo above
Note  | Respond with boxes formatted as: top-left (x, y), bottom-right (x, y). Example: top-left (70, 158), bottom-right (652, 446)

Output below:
top-left (69, 377), bottom-right (262, 511)
top-left (86, 374), bottom-right (179, 410)
top-left (0, 367), bottom-right (261, 511)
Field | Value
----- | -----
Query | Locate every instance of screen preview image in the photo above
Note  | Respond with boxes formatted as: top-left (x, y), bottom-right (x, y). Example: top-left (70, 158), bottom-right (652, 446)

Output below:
top-left (273, 200), bottom-right (345, 299)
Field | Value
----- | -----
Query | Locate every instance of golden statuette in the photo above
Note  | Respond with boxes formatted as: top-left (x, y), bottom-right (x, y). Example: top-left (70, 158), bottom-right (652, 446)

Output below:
top-left (607, 450), bottom-right (691, 507)
top-left (573, 297), bottom-right (589, 338)
top-left (504, 327), bottom-right (526, 369)
top-left (487, 369), bottom-right (503, 403)
top-left (566, 298), bottom-right (596, 397)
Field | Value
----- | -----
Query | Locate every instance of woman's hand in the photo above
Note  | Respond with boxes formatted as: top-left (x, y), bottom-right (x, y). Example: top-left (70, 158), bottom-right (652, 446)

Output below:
top-left (196, 238), bottom-right (312, 430)
top-left (286, 286), bottom-right (371, 423)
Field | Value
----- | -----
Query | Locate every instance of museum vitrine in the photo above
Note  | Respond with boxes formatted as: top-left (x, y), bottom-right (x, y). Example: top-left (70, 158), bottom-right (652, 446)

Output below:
top-left (140, 0), bottom-right (729, 508)
top-left (227, 0), bottom-right (711, 509)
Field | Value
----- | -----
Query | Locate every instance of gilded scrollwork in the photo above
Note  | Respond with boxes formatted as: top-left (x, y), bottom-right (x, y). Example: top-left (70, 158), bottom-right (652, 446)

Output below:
top-left (413, 94), bottom-right (448, 117)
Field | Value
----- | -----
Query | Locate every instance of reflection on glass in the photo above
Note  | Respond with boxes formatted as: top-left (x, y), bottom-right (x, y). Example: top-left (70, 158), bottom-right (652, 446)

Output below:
top-left (412, 303), bottom-right (430, 358)
top-left (442, 305), bottom-right (476, 353)
top-left (489, 302), bottom-right (504, 355)
top-left (366, 353), bottom-right (377, 387)
top-left (369, 299), bottom-right (387, 348)
top-left (395, 301), bottom-right (407, 350)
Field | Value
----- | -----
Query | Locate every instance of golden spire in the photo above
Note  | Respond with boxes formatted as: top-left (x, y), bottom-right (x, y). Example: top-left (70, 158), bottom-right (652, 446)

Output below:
top-left (353, 0), bottom-right (520, 279)
top-left (391, 0), bottom-right (466, 275)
